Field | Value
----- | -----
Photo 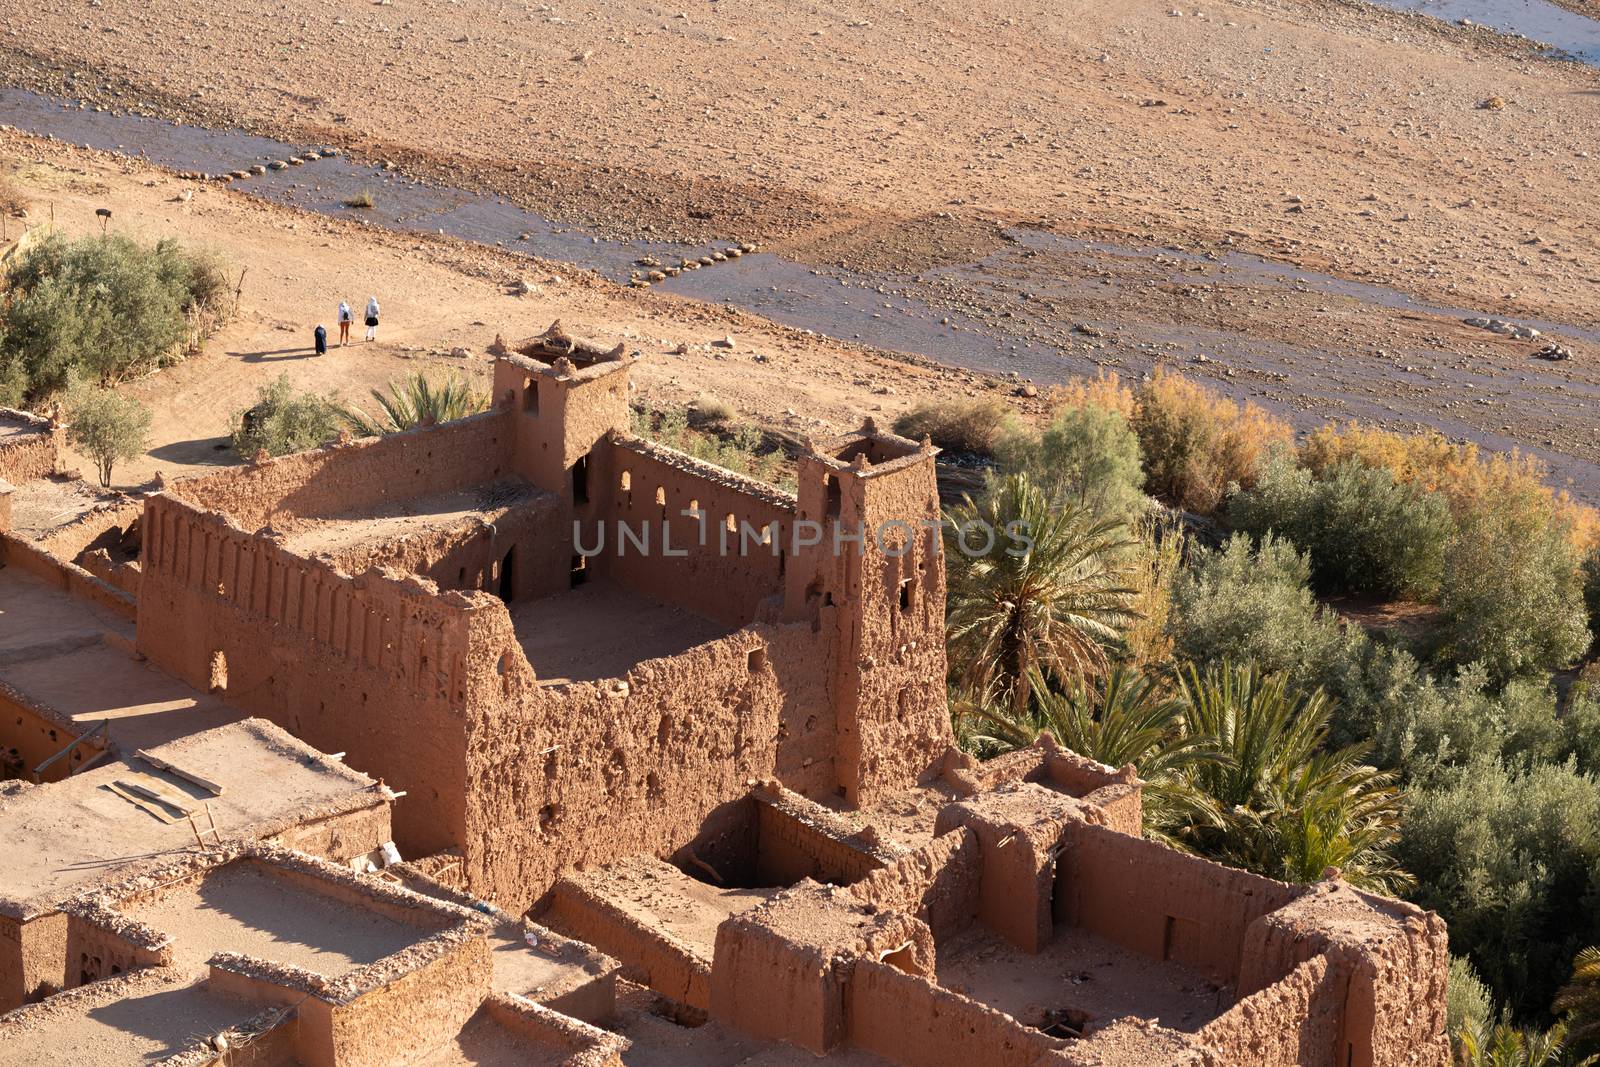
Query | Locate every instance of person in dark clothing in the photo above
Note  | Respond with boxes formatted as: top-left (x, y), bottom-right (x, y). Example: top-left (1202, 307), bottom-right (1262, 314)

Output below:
top-left (314, 323), bottom-right (328, 356)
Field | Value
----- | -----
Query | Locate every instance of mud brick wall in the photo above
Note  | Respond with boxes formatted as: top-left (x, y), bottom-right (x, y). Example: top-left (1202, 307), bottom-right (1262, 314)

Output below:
top-left (0, 410), bottom-right (61, 485)
top-left (312, 937), bottom-right (492, 1067)
top-left (1198, 955), bottom-right (1345, 1066)
top-left (267, 799), bottom-right (393, 864)
top-left (846, 959), bottom-right (1064, 1067)
top-left (460, 610), bottom-right (836, 910)
top-left (1055, 820), bottom-right (1301, 985)
top-left (0, 682), bottom-right (99, 783)
top-left (137, 495), bottom-right (480, 855)
top-left (847, 827), bottom-right (982, 944)
top-left (591, 435), bottom-right (793, 629)
top-left (543, 878), bottom-right (711, 1009)
top-left (752, 787), bottom-right (893, 887)
top-left (168, 411), bottom-right (516, 529)
top-left (63, 911), bottom-right (171, 988)
top-left (0, 911), bottom-right (67, 1012)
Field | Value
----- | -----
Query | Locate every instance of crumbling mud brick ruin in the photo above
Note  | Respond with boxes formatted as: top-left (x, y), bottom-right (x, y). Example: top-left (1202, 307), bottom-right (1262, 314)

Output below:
top-left (0, 326), bottom-right (1451, 1065)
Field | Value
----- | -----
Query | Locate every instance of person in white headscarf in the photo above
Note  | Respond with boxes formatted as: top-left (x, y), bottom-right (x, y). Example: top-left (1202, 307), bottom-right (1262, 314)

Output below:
top-left (337, 300), bottom-right (352, 346)
top-left (364, 295), bottom-right (380, 342)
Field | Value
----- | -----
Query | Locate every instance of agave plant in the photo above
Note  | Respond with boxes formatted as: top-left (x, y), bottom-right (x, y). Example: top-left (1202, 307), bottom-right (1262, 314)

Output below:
top-left (1166, 662), bottom-right (1410, 894)
top-left (341, 370), bottom-right (488, 436)
top-left (945, 472), bottom-right (1142, 712)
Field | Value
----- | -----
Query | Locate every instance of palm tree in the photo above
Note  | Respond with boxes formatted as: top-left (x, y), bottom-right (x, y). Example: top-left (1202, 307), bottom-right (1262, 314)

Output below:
top-left (1167, 663), bottom-right (1410, 894)
top-left (955, 667), bottom-right (1221, 841)
top-left (945, 472), bottom-right (1142, 712)
top-left (341, 370), bottom-right (488, 436)
top-left (1557, 947), bottom-right (1600, 1055)
top-left (1455, 1019), bottom-right (1595, 1067)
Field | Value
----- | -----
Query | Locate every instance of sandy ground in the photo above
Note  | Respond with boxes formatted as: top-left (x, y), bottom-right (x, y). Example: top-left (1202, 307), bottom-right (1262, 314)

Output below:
top-left (0, 132), bottom-right (981, 492)
top-left (2, 0), bottom-right (1598, 337)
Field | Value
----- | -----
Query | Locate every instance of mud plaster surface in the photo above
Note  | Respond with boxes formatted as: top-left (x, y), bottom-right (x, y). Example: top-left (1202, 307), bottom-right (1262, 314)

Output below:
top-left (0, 719), bottom-right (374, 909)
top-left (412, 1008), bottom-right (567, 1067)
top-left (126, 863), bottom-right (421, 974)
top-left (0, 967), bottom-right (251, 1066)
top-left (0, 568), bottom-right (130, 663)
top-left (608, 981), bottom-right (895, 1067)
top-left (510, 582), bottom-right (732, 685)
top-left (936, 924), bottom-right (1231, 1037)
top-left (567, 857), bottom-right (778, 955)
top-left (3, 479), bottom-right (122, 544)
top-left (489, 927), bottom-right (599, 1000)
top-left (277, 481), bottom-right (538, 560)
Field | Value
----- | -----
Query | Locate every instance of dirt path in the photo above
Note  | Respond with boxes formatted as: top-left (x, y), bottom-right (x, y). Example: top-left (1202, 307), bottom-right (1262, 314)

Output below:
top-left (0, 133), bottom-right (993, 491)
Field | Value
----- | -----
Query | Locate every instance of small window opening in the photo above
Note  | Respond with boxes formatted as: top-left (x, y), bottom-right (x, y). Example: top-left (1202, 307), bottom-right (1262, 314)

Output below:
top-left (208, 651), bottom-right (228, 693)
top-left (899, 577), bottom-right (914, 613)
top-left (748, 647), bottom-right (767, 673)
top-left (825, 474), bottom-right (842, 517)
top-left (523, 377), bottom-right (539, 414)
top-left (499, 548), bottom-right (516, 603)
top-left (572, 454), bottom-right (590, 504)
top-left (570, 553), bottom-right (588, 588)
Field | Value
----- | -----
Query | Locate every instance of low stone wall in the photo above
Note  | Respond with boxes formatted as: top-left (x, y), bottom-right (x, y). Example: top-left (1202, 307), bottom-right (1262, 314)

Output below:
top-left (542, 876), bottom-right (711, 1010)
top-left (483, 992), bottom-right (629, 1066)
top-left (846, 959), bottom-right (1065, 1067)
top-left (0, 409), bottom-right (61, 485)
top-left (0, 533), bottom-right (138, 619)
top-left (751, 782), bottom-right (898, 887)
top-left (847, 826), bottom-right (982, 943)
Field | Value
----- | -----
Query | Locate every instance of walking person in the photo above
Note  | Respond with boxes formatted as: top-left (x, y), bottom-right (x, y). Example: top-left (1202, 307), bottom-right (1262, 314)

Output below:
top-left (364, 295), bottom-right (380, 342)
top-left (314, 323), bottom-right (328, 356)
top-left (337, 300), bottom-right (352, 346)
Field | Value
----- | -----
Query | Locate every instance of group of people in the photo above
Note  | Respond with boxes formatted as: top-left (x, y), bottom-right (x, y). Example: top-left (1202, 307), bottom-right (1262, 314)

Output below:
top-left (313, 295), bottom-right (380, 355)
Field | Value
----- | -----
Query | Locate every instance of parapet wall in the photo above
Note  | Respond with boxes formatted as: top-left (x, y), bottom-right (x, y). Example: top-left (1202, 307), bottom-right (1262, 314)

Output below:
top-left (167, 410), bottom-right (515, 527)
top-left (847, 958), bottom-right (1064, 1067)
top-left (0, 409), bottom-right (61, 485)
top-left (847, 826), bottom-right (982, 943)
top-left (459, 609), bottom-right (837, 909)
top-left (1055, 819), bottom-right (1301, 985)
top-left (137, 492), bottom-right (484, 854)
top-left (591, 434), bottom-right (795, 629)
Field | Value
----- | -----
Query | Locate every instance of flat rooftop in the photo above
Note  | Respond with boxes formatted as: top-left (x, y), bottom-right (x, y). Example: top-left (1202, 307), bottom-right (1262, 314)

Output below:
top-left (552, 856), bottom-right (777, 957)
top-left (129, 861), bottom-right (429, 974)
top-left (511, 582), bottom-right (731, 685)
top-left (0, 567), bottom-right (131, 665)
top-left (2, 478), bottom-right (124, 544)
top-left (0, 718), bottom-right (382, 916)
top-left (276, 478), bottom-right (550, 566)
top-left (936, 925), bottom-right (1230, 1038)
top-left (0, 967), bottom-right (260, 1067)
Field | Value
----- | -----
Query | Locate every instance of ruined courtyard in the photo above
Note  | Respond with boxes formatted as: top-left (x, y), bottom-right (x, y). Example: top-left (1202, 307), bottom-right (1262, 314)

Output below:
top-left (0, 327), bottom-right (1451, 1066)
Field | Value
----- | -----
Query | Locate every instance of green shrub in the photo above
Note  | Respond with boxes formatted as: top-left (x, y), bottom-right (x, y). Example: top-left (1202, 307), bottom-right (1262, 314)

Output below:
top-left (1229, 454), bottom-right (1453, 600)
top-left (1448, 955), bottom-right (1494, 1047)
top-left (998, 402), bottom-right (1147, 521)
top-left (1583, 547), bottom-right (1600, 641)
top-left (343, 189), bottom-right (376, 210)
top-left (1435, 495), bottom-right (1591, 683)
top-left (1400, 757), bottom-right (1600, 1021)
top-left (64, 385), bottom-right (150, 487)
top-left (632, 405), bottom-right (793, 490)
top-left (0, 232), bottom-right (229, 404)
top-left (892, 397), bottom-right (1020, 457)
top-left (231, 375), bottom-right (342, 458)
top-left (1170, 533), bottom-right (1355, 680)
